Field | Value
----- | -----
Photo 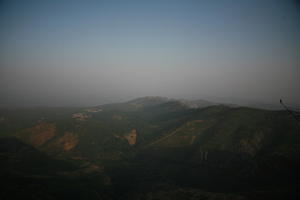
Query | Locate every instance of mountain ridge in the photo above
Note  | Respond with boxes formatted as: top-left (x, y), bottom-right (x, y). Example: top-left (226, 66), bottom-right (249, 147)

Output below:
top-left (1, 97), bottom-right (300, 199)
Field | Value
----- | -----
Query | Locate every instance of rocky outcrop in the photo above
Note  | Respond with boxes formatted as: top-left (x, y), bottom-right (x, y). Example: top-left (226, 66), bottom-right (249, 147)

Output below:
top-left (57, 132), bottom-right (78, 151)
top-left (124, 129), bottom-right (137, 145)
top-left (20, 122), bottom-right (56, 147)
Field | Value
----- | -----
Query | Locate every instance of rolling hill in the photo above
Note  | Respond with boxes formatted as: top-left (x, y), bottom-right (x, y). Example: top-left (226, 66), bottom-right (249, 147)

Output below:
top-left (0, 97), bottom-right (300, 200)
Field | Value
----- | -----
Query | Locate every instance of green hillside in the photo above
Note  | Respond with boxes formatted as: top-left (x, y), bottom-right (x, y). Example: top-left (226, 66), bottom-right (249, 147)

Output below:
top-left (0, 97), bottom-right (299, 200)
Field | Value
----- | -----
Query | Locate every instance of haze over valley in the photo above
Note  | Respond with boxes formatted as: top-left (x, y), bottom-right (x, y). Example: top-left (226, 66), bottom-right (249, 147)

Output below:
top-left (1, 1), bottom-right (300, 200)
top-left (1, 0), bottom-right (300, 107)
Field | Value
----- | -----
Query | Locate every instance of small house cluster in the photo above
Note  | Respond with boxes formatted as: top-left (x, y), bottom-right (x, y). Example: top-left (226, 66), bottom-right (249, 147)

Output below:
top-left (85, 108), bottom-right (102, 113)
top-left (72, 113), bottom-right (89, 121)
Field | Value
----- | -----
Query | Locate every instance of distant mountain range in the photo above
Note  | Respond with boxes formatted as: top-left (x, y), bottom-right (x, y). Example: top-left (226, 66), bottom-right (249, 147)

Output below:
top-left (1, 96), bottom-right (300, 200)
top-left (102, 96), bottom-right (298, 110)
top-left (127, 96), bottom-right (218, 108)
top-left (98, 96), bottom-right (224, 111)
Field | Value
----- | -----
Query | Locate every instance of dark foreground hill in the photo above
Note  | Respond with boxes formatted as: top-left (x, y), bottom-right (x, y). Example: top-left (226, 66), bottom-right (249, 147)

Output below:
top-left (0, 97), bottom-right (300, 200)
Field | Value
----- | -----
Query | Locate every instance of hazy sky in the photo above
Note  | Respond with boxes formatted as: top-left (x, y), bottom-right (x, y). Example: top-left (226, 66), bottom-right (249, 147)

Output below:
top-left (1, 0), bottom-right (300, 106)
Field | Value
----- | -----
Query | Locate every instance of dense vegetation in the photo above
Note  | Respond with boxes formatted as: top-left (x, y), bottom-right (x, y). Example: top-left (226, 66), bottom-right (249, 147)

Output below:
top-left (0, 97), bottom-right (299, 199)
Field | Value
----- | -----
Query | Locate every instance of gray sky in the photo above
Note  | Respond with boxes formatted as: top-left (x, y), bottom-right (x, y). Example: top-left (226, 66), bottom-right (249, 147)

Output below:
top-left (1, 0), bottom-right (300, 107)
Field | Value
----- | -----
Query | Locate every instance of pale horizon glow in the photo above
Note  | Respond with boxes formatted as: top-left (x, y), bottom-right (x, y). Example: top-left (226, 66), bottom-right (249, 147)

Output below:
top-left (1, 0), bottom-right (300, 107)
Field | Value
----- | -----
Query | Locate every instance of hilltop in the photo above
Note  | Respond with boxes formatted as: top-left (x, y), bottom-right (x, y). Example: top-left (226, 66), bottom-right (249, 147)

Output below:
top-left (0, 97), bottom-right (300, 200)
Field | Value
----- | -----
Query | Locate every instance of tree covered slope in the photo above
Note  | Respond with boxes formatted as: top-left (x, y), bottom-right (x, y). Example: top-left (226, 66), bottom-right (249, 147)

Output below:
top-left (0, 97), bottom-right (299, 200)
